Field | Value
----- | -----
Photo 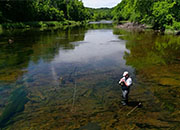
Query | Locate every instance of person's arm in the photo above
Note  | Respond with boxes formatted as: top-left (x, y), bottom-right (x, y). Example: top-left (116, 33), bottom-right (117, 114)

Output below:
top-left (121, 78), bottom-right (132, 87)
top-left (119, 77), bottom-right (125, 84)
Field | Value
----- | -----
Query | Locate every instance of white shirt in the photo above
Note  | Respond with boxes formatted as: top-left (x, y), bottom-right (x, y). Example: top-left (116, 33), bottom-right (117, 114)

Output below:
top-left (119, 77), bottom-right (132, 87)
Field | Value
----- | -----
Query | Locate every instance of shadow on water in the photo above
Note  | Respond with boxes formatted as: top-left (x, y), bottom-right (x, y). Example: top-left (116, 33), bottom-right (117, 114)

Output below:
top-left (136, 123), bottom-right (170, 129)
top-left (74, 122), bottom-right (101, 130)
top-left (114, 28), bottom-right (180, 129)
top-left (0, 26), bottom-right (87, 82)
top-left (0, 23), bottom-right (129, 129)
top-left (128, 101), bottom-right (142, 108)
top-left (0, 86), bottom-right (28, 128)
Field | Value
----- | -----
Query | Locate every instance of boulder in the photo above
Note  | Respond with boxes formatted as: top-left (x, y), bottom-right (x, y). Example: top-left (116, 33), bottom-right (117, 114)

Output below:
top-left (176, 31), bottom-right (180, 35)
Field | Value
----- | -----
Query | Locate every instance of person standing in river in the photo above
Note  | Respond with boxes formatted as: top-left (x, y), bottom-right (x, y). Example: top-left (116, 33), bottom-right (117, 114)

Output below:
top-left (119, 71), bottom-right (132, 106)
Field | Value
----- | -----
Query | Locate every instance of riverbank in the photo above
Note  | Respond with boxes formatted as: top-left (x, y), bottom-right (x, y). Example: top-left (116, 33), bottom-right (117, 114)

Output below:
top-left (116, 22), bottom-right (179, 35)
top-left (0, 20), bottom-right (87, 30)
top-left (117, 22), bottom-right (147, 30)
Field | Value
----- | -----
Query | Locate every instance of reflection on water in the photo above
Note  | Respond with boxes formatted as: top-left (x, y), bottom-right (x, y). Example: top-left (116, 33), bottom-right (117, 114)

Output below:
top-left (0, 24), bottom-right (133, 129)
top-left (0, 24), bottom-right (180, 129)
top-left (54, 30), bottom-right (126, 63)
top-left (114, 28), bottom-right (180, 129)
top-left (89, 20), bottom-right (113, 24)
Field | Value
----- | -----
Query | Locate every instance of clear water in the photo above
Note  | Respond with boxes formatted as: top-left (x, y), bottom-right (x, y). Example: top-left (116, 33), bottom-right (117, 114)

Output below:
top-left (0, 24), bottom-right (179, 129)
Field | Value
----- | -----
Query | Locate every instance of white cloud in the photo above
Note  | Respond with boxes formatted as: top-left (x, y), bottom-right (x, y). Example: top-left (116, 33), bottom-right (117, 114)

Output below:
top-left (82, 0), bottom-right (122, 8)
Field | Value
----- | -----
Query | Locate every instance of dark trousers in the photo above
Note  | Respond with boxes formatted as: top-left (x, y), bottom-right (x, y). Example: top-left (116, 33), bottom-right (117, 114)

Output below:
top-left (122, 89), bottom-right (129, 104)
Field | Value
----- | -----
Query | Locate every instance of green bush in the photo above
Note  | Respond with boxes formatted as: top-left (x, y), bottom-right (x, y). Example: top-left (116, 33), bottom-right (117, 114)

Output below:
top-left (0, 25), bottom-right (2, 35)
top-left (2, 22), bottom-right (27, 29)
top-left (48, 7), bottom-right (64, 21)
top-left (173, 21), bottom-right (180, 30)
top-left (44, 21), bottom-right (63, 27)
top-left (113, 0), bottom-right (180, 32)
top-left (24, 21), bottom-right (45, 27)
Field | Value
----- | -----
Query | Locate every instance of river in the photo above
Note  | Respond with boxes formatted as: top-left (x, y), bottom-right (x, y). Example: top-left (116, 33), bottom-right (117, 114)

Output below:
top-left (0, 23), bottom-right (179, 129)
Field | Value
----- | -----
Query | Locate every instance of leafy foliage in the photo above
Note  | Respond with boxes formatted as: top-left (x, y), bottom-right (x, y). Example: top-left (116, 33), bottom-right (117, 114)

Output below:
top-left (87, 8), bottom-right (113, 21)
top-left (0, 0), bottom-right (90, 23)
top-left (113, 0), bottom-right (180, 31)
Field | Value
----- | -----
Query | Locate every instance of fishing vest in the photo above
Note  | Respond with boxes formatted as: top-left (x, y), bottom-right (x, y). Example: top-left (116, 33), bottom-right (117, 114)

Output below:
top-left (120, 77), bottom-right (132, 90)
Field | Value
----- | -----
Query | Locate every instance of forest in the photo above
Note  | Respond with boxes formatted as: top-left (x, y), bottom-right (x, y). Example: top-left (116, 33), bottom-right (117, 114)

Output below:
top-left (0, 0), bottom-right (91, 23)
top-left (0, 0), bottom-right (112, 24)
top-left (1, 0), bottom-right (180, 31)
top-left (112, 0), bottom-right (180, 31)
top-left (87, 8), bottom-right (113, 21)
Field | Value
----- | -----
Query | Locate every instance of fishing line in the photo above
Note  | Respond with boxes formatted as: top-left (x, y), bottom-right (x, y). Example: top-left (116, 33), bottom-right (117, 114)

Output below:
top-left (71, 67), bottom-right (78, 112)
top-left (51, 64), bottom-right (59, 87)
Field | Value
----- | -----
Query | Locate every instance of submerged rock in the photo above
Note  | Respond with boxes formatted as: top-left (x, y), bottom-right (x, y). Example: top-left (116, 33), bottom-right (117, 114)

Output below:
top-left (8, 38), bottom-right (14, 44)
top-left (59, 77), bottom-right (66, 86)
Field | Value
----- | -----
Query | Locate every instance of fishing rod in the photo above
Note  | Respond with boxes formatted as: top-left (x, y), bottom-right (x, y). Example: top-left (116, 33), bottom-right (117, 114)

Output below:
top-left (127, 102), bottom-right (142, 116)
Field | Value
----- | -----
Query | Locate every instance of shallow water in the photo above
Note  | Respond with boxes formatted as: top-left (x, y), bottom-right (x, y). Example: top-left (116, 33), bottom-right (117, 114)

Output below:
top-left (0, 24), bottom-right (180, 129)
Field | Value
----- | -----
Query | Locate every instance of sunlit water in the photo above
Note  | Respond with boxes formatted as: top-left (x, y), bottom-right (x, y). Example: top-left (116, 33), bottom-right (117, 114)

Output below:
top-left (26, 29), bottom-right (133, 87)
top-left (0, 24), bottom-right (180, 129)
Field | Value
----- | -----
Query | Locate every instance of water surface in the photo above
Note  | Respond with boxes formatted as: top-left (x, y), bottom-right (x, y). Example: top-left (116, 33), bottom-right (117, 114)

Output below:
top-left (0, 24), bottom-right (180, 129)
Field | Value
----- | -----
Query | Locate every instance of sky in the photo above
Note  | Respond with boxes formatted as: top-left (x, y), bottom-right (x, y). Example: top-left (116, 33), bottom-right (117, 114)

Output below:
top-left (82, 0), bottom-right (122, 8)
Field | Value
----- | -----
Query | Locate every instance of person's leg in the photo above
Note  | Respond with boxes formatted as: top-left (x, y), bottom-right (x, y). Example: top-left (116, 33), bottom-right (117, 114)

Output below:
top-left (122, 90), bottom-right (128, 105)
top-left (125, 89), bottom-right (129, 105)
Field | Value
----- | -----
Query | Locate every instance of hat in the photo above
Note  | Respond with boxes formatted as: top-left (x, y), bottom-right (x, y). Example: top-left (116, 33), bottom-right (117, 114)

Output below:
top-left (123, 71), bottom-right (129, 77)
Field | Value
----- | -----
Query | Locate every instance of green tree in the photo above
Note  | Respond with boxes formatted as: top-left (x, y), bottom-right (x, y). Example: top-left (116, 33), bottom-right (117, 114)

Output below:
top-left (88, 8), bottom-right (113, 21)
top-left (152, 1), bottom-right (175, 31)
top-left (0, 11), bottom-right (4, 23)
top-left (0, 0), bottom-right (89, 23)
top-left (0, 0), bottom-right (37, 22)
top-left (36, 0), bottom-right (64, 21)
top-left (113, 0), bottom-right (180, 31)
top-left (66, 0), bottom-right (89, 21)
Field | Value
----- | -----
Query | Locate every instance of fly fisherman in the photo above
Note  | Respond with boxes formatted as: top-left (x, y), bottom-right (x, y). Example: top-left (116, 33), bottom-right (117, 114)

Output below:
top-left (119, 71), bottom-right (132, 106)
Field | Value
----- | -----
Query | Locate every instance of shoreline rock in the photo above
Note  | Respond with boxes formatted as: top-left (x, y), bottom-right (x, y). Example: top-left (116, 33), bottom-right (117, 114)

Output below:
top-left (176, 31), bottom-right (180, 35)
top-left (117, 22), bottom-right (147, 30)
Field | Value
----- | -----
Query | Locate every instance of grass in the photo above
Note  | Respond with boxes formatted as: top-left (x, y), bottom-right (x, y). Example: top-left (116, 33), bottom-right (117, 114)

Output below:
top-left (0, 25), bottom-right (2, 34)
top-left (0, 20), bottom-right (86, 29)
